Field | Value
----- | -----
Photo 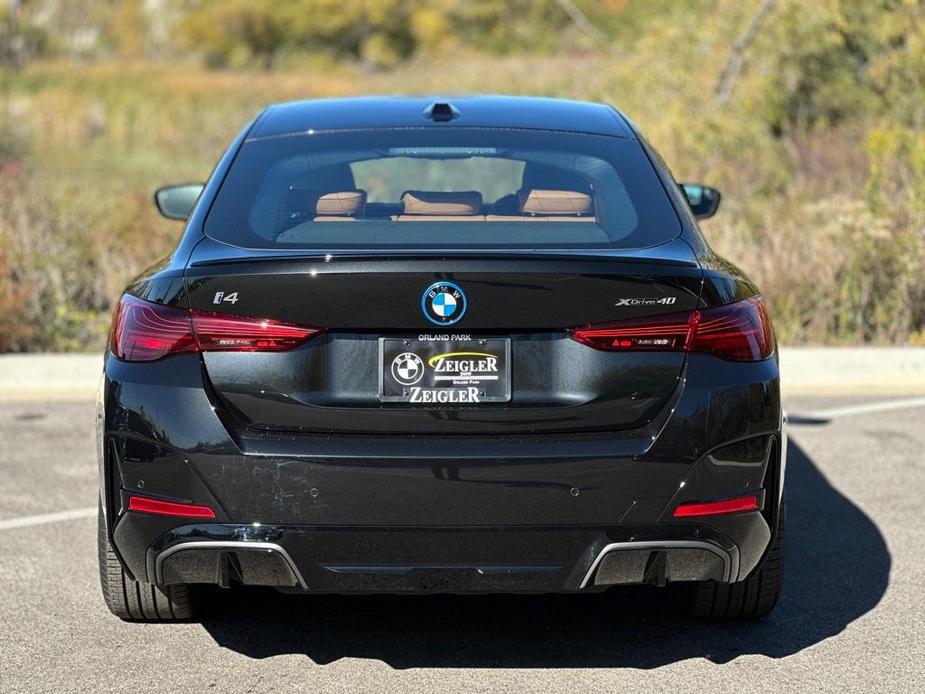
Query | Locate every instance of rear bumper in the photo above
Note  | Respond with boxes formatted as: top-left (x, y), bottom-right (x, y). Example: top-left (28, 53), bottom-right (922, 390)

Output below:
top-left (100, 351), bottom-right (784, 593)
top-left (125, 515), bottom-right (772, 594)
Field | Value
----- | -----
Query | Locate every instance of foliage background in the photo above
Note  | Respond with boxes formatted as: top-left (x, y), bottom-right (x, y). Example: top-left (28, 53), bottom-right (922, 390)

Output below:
top-left (1, 0), bottom-right (924, 351)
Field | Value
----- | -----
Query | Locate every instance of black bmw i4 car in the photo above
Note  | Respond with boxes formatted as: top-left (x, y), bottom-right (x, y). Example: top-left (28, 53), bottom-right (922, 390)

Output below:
top-left (98, 96), bottom-right (785, 621)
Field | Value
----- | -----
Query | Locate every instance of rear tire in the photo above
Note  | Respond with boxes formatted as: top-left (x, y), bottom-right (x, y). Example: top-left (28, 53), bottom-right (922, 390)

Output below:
top-left (97, 503), bottom-right (195, 621)
top-left (679, 496), bottom-right (785, 619)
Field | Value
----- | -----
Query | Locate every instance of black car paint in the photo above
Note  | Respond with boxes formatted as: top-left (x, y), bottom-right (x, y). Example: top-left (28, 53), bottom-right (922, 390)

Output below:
top-left (100, 97), bottom-right (783, 594)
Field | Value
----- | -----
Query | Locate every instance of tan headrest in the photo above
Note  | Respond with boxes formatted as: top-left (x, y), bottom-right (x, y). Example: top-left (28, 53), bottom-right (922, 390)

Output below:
top-left (315, 190), bottom-right (366, 216)
top-left (402, 191), bottom-right (482, 216)
top-left (519, 189), bottom-right (593, 216)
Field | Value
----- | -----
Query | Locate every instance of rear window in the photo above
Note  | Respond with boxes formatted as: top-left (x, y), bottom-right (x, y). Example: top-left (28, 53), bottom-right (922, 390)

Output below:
top-left (204, 128), bottom-right (680, 250)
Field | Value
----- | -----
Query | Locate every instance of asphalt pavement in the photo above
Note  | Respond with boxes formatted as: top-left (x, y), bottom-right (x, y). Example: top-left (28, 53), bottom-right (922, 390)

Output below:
top-left (0, 395), bottom-right (922, 693)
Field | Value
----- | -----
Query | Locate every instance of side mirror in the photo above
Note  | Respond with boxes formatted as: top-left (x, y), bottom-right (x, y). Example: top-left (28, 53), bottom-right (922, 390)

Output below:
top-left (154, 183), bottom-right (204, 221)
top-left (681, 183), bottom-right (721, 220)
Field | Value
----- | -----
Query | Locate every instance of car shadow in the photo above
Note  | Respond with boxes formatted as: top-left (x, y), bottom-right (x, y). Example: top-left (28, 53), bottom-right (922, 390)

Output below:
top-left (198, 439), bottom-right (890, 668)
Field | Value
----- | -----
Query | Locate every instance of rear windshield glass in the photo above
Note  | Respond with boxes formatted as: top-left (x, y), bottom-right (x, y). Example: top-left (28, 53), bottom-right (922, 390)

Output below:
top-left (204, 128), bottom-right (680, 250)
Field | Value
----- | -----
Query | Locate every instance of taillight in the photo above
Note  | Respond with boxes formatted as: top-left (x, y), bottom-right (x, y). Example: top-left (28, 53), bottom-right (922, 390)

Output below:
top-left (569, 311), bottom-right (692, 352)
top-left (110, 294), bottom-right (322, 362)
top-left (192, 312), bottom-right (320, 352)
top-left (688, 296), bottom-right (775, 361)
top-left (569, 296), bottom-right (775, 362)
top-left (109, 295), bottom-right (196, 362)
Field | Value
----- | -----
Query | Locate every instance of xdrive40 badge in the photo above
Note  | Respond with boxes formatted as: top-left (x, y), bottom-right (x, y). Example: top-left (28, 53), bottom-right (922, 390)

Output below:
top-left (421, 281), bottom-right (467, 326)
top-left (615, 297), bottom-right (677, 307)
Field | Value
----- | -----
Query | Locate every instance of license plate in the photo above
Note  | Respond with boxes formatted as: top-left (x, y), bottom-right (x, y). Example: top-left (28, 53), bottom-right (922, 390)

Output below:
top-left (379, 336), bottom-right (511, 404)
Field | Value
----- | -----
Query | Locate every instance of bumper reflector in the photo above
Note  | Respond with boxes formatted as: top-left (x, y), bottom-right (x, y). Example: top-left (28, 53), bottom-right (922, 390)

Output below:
top-left (128, 495), bottom-right (216, 519)
top-left (673, 494), bottom-right (759, 518)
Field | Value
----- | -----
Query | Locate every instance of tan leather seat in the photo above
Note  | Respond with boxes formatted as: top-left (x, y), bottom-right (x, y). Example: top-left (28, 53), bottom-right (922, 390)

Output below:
top-left (312, 190), bottom-right (366, 221)
top-left (395, 191), bottom-right (484, 221)
top-left (518, 189), bottom-right (594, 218)
top-left (484, 190), bottom-right (596, 222)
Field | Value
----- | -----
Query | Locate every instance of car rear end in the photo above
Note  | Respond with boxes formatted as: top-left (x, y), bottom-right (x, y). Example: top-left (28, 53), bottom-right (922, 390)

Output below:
top-left (98, 99), bottom-right (784, 617)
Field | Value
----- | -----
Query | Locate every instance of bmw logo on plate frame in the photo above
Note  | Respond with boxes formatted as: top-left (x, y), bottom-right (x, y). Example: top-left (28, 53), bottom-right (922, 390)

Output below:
top-left (421, 281), bottom-right (467, 326)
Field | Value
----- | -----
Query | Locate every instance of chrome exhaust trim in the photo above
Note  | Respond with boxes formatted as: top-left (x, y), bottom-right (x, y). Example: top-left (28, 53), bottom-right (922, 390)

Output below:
top-left (154, 540), bottom-right (308, 589)
top-left (580, 540), bottom-right (735, 588)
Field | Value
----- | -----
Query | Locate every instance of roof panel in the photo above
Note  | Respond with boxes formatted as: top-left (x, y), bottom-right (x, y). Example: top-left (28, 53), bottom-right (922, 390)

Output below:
top-left (250, 96), bottom-right (632, 139)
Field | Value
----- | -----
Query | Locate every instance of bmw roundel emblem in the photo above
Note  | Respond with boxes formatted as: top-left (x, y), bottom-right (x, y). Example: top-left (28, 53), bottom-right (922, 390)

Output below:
top-left (421, 281), bottom-right (467, 326)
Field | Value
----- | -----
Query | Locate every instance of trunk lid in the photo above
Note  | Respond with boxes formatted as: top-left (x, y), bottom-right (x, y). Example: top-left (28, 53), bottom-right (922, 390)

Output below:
top-left (184, 241), bottom-right (702, 435)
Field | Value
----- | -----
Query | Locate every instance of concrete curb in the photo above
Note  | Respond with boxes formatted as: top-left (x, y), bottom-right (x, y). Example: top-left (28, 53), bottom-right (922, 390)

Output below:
top-left (1, 348), bottom-right (924, 400)
top-left (779, 347), bottom-right (925, 395)
top-left (0, 354), bottom-right (102, 401)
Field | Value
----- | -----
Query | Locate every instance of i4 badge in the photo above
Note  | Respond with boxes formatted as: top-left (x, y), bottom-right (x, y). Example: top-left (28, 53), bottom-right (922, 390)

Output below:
top-left (421, 281), bottom-right (467, 326)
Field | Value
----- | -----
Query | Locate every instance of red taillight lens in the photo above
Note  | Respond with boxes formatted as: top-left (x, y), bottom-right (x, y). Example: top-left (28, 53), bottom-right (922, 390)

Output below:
top-left (192, 312), bottom-right (320, 352)
top-left (110, 295), bottom-right (322, 362)
top-left (689, 297), bottom-right (775, 362)
top-left (569, 296), bottom-right (775, 362)
top-left (128, 495), bottom-right (216, 519)
top-left (569, 310), bottom-right (694, 352)
top-left (110, 295), bottom-right (197, 362)
top-left (672, 493), bottom-right (759, 518)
